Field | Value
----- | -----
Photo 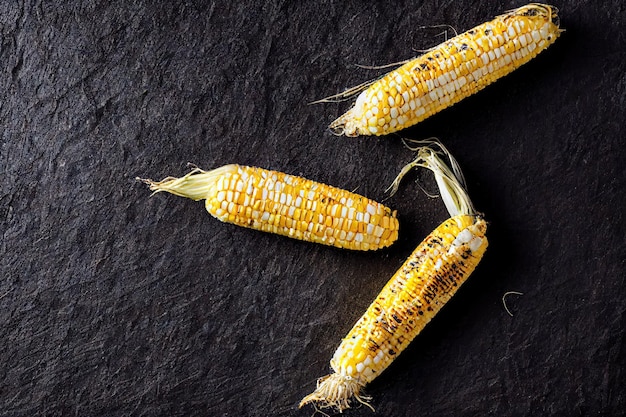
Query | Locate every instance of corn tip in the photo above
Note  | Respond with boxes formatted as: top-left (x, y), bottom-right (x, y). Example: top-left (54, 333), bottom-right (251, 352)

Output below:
top-left (299, 373), bottom-right (372, 413)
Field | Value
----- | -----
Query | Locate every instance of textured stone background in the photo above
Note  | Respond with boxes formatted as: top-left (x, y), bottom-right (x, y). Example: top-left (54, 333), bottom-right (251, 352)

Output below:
top-left (1, 1), bottom-right (624, 416)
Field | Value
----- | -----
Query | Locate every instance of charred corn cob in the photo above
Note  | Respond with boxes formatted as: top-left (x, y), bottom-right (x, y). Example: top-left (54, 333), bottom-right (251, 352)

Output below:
top-left (300, 143), bottom-right (488, 411)
top-left (139, 165), bottom-right (399, 250)
top-left (326, 3), bottom-right (562, 136)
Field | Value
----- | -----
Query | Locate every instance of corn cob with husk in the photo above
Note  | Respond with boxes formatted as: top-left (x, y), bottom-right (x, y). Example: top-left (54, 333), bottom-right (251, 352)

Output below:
top-left (300, 142), bottom-right (488, 411)
top-left (322, 3), bottom-right (562, 136)
top-left (138, 164), bottom-right (399, 251)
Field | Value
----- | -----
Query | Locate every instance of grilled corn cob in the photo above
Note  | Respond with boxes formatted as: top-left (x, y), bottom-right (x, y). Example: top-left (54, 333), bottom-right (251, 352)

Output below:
top-left (300, 143), bottom-right (487, 411)
top-left (139, 165), bottom-right (399, 250)
top-left (327, 3), bottom-right (562, 136)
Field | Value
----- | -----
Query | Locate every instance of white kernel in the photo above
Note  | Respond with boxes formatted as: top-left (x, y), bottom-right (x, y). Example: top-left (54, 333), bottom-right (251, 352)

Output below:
top-left (279, 193), bottom-right (286, 204)
top-left (356, 362), bottom-right (364, 373)
top-left (355, 233), bottom-right (363, 242)
top-left (481, 53), bottom-right (489, 65)
top-left (540, 23), bottom-right (550, 39)
top-left (390, 107), bottom-right (398, 119)
top-left (387, 95), bottom-right (395, 107)
top-left (235, 180), bottom-right (243, 192)
top-left (395, 74), bottom-right (403, 84)
top-left (437, 74), bottom-right (447, 86)
top-left (369, 125), bottom-right (378, 134)
top-left (520, 33), bottom-right (528, 46)
top-left (532, 30), bottom-right (541, 43)
top-left (341, 206), bottom-right (348, 218)
top-left (226, 190), bottom-right (233, 202)
top-left (453, 228), bottom-right (473, 246)
top-left (469, 236), bottom-right (483, 253)
top-left (435, 259), bottom-right (443, 270)
top-left (261, 211), bottom-right (270, 221)
top-left (288, 206), bottom-right (295, 217)
top-left (217, 191), bottom-right (226, 202)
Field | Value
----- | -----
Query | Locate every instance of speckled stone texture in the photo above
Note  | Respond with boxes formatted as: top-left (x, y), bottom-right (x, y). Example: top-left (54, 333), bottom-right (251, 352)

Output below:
top-left (1, 1), bottom-right (624, 416)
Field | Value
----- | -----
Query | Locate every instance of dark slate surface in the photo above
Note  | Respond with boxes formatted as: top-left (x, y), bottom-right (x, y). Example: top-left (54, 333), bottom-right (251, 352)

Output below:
top-left (1, 1), bottom-right (624, 416)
